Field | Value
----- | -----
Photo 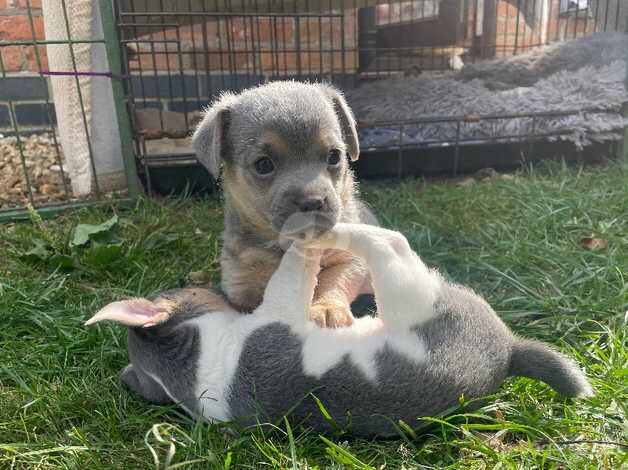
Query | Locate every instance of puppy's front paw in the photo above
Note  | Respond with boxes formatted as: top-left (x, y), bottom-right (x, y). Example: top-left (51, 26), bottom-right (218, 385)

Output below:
top-left (310, 302), bottom-right (355, 328)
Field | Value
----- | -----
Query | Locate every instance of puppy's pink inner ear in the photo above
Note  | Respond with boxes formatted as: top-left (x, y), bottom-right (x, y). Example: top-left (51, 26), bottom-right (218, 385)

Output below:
top-left (85, 298), bottom-right (167, 327)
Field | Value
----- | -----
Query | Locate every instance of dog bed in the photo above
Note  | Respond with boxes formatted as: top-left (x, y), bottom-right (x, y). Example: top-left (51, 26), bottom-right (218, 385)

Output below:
top-left (347, 33), bottom-right (628, 150)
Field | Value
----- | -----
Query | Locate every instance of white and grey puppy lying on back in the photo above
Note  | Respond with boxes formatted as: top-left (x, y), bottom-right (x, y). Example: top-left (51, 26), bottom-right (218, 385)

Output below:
top-left (86, 224), bottom-right (593, 437)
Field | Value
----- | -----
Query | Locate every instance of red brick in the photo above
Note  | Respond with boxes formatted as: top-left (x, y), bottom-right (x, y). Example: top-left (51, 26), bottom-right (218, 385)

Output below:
top-left (24, 44), bottom-right (47, 70)
top-left (495, 18), bottom-right (523, 35)
top-left (496, 1), bottom-right (520, 17)
top-left (154, 17), bottom-right (296, 50)
top-left (1, 46), bottom-right (24, 72)
top-left (167, 17), bottom-right (295, 48)
top-left (132, 50), bottom-right (180, 71)
top-left (177, 48), bottom-right (247, 72)
top-left (125, 10), bottom-right (357, 73)
top-left (302, 51), bottom-right (327, 73)
top-left (18, 0), bottom-right (42, 8)
top-left (305, 15), bottom-right (355, 48)
top-left (303, 17), bottom-right (341, 46)
top-left (259, 49), bottom-right (357, 74)
top-left (564, 18), bottom-right (588, 35)
top-left (329, 51), bottom-right (356, 72)
top-left (221, 51), bottom-right (253, 71)
top-left (256, 18), bottom-right (294, 45)
top-left (228, 18), bottom-right (249, 43)
top-left (259, 51), bottom-right (271, 71)
top-left (547, 14), bottom-right (560, 36)
top-left (256, 19), bottom-right (273, 43)
top-left (295, 51), bottom-right (316, 72)
top-left (0, 15), bottom-right (44, 40)
top-left (157, 21), bottom-right (219, 43)
top-left (0, 1), bottom-right (7, 10)
top-left (259, 50), bottom-right (292, 73)
top-left (497, 35), bottom-right (520, 48)
top-left (340, 51), bottom-right (357, 72)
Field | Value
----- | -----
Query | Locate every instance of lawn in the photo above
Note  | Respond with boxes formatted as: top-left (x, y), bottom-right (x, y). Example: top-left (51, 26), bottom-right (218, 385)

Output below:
top-left (1, 159), bottom-right (626, 469)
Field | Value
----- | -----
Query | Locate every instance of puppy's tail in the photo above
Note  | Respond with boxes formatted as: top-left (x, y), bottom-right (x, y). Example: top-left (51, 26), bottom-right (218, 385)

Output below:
top-left (508, 337), bottom-right (593, 398)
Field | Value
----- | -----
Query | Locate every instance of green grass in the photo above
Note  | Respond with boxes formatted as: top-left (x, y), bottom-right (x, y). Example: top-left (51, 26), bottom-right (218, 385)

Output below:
top-left (1, 159), bottom-right (626, 469)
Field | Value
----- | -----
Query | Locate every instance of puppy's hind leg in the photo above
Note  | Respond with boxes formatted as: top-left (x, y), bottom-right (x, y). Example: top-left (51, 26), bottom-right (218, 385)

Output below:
top-left (253, 244), bottom-right (321, 329)
top-left (310, 223), bottom-right (440, 332)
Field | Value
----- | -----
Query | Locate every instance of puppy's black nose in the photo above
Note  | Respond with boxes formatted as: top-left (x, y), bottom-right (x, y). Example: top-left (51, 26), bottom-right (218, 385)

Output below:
top-left (295, 196), bottom-right (326, 212)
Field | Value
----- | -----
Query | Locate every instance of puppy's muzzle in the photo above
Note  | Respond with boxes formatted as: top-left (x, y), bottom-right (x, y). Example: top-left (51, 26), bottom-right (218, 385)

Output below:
top-left (292, 195), bottom-right (329, 214)
top-left (273, 191), bottom-right (338, 236)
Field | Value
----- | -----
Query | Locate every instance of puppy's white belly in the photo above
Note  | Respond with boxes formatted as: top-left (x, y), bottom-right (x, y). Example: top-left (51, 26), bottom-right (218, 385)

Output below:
top-left (301, 316), bottom-right (427, 381)
top-left (190, 313), bottom-right (428, 421)
top-left (191, 313), bottom-right (272, 422)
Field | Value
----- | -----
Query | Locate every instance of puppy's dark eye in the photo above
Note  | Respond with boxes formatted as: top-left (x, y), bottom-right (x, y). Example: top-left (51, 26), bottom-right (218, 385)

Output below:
top-left (327, 149), bottom-right (342, 166)
top-left (253, 157), bottom-right (275, 175)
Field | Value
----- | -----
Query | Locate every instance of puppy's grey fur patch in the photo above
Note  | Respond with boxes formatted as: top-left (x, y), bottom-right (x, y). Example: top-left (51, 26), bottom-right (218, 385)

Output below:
top-left (121, 291), bottom-right (209, 411)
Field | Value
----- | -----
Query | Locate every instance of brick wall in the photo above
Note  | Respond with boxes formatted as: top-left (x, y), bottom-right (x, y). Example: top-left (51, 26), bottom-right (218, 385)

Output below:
top-left (125, 3), bottom-right (604, 73)
top-left (127, 10), bottom-right (358, 75)
top-left (0, 0), bottom-right (51, 130)
top-left (493, 0), bottom-right (540, 55)
top-left (0, 0), bottom-right (47, 72)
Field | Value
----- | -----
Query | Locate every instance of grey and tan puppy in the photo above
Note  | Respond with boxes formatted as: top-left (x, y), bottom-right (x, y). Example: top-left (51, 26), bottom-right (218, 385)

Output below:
top-left (192, 81), bottom-right (377, 327)
top-left (86, 224), bottom-right (592, 437)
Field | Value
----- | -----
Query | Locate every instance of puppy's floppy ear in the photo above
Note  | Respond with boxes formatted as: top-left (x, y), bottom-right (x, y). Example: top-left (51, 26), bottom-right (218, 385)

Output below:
top-left (85, 298), bottom-right (174, 328)
top-left (192, 93), bottom-right (235, 178)
top-left (321, 85), bottom-right (360, 161)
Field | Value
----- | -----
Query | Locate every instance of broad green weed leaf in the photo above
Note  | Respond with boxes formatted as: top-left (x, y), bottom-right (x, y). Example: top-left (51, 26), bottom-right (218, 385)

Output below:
top-left (71, 215), bottom-right (119, 247)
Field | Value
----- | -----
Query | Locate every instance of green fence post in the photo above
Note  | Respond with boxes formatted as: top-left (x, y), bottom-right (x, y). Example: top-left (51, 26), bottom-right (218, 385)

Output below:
top-left (98, 0), bottom-right (140, 198)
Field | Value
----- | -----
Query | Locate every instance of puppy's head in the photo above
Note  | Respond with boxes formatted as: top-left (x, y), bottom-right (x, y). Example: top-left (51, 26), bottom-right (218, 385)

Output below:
top-left (193, 81), bottom-right (360, 239)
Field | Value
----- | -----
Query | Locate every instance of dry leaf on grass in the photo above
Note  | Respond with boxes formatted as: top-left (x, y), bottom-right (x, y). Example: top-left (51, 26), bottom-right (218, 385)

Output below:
top-left (579, 237), bottom-right (607, 250)
top-left (450, 167), bottom-right (516, 187)
top-left (455, 177), bottom-right (475, 187)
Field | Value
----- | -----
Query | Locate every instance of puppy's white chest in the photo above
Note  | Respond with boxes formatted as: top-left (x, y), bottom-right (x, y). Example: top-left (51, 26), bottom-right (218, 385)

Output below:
top-left (191, 313), bottom-right (259, 422)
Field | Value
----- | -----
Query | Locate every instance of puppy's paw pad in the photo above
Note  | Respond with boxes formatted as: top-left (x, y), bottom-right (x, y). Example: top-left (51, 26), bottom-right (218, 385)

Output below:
top-left (310, 303), bottom-right (355, 328)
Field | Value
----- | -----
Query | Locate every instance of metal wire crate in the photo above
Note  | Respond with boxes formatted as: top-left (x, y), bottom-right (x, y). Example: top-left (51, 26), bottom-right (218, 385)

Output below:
top-left (113, 0), bottom-right (628, 186)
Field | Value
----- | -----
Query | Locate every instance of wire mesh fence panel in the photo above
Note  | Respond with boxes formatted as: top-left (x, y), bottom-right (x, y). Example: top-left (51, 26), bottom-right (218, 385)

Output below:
top-left (115, 0), bottom-right (627, 178)
top-left (0, 0), bottom-right (137, 221)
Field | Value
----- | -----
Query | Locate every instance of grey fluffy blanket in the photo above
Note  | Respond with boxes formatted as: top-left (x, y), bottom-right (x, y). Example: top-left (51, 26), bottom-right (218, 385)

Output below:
top-left (347, 34), bottom-right (628, 149)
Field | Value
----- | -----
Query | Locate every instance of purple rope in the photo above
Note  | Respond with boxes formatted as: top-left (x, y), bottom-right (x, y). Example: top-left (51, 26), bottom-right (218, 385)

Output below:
top-left (39, 71), bottom-right (129, 79)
